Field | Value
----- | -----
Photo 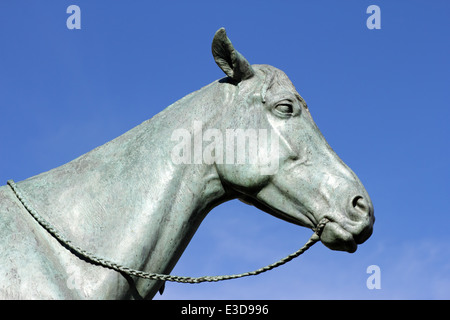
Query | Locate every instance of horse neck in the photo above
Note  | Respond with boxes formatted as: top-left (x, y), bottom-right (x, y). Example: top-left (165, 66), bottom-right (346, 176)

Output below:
top-left (17, 79), bottom-right (232, 298)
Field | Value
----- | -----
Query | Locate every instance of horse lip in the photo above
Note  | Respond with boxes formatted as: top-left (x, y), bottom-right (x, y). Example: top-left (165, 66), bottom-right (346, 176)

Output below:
top-left (318, 217), bottom-right (359, 253)
top-left (321, 211), bottom-right (374, 245)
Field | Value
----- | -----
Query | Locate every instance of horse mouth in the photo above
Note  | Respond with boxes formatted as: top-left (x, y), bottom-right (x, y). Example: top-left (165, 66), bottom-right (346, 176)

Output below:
top-left (319, 215), bottom-right (374, 253)
top-left (239, 195), bottom-right (368, 253)
top-left (319, 220), bottom-right (358, 253)
top-left (262, 202), bottom-right (360, 253)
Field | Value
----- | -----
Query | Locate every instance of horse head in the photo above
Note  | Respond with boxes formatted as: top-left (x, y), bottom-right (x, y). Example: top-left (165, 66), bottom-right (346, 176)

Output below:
top-left (211, 28), bottom-right (374, 253)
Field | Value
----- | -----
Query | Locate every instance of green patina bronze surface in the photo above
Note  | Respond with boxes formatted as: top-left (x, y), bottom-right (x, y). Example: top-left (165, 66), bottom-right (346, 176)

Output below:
top-left (0, 28), bottom-right (374, 299)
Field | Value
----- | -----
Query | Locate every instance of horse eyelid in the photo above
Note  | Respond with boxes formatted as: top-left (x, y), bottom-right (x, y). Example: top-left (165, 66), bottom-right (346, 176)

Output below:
top-left (273, 102), bottom-right (299, 118)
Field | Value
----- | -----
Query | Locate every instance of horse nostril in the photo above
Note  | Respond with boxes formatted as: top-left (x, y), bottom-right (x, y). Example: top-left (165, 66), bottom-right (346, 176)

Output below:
top-left (352, 196), bottom-right (369, 215)
top-left (349, 195), bottom-right (374, 244)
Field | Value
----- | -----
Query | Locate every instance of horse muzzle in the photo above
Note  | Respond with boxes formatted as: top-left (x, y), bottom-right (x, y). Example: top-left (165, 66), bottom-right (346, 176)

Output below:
top-left (319, 195), bottom-right (374, 253)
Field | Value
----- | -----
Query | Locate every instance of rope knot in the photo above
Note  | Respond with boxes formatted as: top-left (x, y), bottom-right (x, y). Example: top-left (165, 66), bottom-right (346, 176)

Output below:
top-left (313, 218), bottom-right (330, 238)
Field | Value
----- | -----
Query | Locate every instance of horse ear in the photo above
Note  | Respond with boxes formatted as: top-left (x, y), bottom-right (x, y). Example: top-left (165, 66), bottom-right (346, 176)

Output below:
top-left (212, 28), bottom-right (255, 82)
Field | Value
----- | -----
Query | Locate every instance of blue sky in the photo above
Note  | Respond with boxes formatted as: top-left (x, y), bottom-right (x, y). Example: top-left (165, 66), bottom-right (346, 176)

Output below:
top-left (0, 1), bottom-right (449, 299)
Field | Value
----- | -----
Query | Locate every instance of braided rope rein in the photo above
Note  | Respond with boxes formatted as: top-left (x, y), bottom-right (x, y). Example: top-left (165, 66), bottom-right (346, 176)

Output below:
top-left (7, 179), bottom-right (328, 284)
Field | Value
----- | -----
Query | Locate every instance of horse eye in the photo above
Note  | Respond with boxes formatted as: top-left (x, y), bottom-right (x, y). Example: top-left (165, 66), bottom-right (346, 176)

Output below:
top-left (275, 103), bottom-right (293, 114)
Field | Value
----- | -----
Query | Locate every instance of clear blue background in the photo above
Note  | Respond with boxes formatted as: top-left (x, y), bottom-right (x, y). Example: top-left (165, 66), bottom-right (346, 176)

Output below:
top-left (0, 1), bottom-right (449, 299)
